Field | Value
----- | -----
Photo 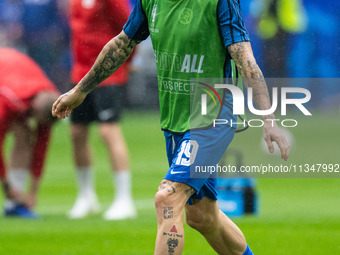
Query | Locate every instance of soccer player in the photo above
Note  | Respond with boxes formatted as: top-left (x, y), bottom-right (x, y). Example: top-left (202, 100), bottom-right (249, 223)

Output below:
top-left (0, 48), bottom-right (59, 218)
top-left (67, 0), bottom-right (136, 220)
top-left (53, 0), bottom-right (290, 254)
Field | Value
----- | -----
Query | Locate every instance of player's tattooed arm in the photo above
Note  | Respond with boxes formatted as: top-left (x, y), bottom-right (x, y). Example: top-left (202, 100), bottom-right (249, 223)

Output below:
top-left (52, 31), bottom-right (140, 119)
top-left (76, 31), bottom-right (141, 94)
top-left (228, 41), bottom-right (274, 119)
top-left (228, 42), bottom-right (290, 161)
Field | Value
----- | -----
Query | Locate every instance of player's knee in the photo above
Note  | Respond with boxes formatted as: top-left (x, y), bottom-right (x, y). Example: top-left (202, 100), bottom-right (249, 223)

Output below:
top-left (154, 190), bottom-right (173, 211)
top-left (154, 189), bottom-right (181, 224)
top-left (186, 211), bottom-right (218, 234)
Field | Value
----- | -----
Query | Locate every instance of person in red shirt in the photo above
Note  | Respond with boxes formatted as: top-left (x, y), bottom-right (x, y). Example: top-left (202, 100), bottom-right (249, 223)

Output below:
top-left (68, 0), bottom-right (136, 220)
top-left (0, 48), bottom-right (59, 218)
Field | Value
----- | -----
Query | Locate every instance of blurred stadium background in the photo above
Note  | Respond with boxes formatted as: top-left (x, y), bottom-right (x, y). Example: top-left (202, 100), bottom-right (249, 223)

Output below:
top-left (0, 0), bottom-right (340, 254)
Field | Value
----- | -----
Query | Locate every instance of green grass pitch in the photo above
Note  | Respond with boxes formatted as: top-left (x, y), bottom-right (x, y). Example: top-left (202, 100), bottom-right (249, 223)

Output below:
top-left (0, 111), bottom-right (339, 254)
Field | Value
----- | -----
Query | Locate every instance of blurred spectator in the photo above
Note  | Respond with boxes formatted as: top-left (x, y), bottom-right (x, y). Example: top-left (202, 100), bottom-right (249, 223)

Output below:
top-left (21, 0), bottom-right (71, 91)
top-left (249, 0), bottom-right (340, 108)
top-left (290, 0), bottom-right (340, 78)
top-left (290, 0), bottom-right (340, 106)
top-left (0, 0), bottom-right (24, 50)
top-left (252, 0), bottom-right (307, 77)
top-left (0, 0), bottom-right (71, 92)
top-left (67, 0), bottom-right (136, 220)
top-left (0, 48), bottom-right (59, 218)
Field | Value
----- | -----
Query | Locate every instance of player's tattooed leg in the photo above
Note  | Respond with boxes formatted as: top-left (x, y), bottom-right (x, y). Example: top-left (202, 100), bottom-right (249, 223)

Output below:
top-left (158, 180), bottom-right (177, 193)
top-left (163, 207), bottom-right (174, 220)
top-left (161, 225), bottom-right (184, 255)
top-left (166, 238), bottom-right (178, 255)
top-left (184, 187), bottom-right (195, 197)
top-left (154, 180), bottom-right (194, 255)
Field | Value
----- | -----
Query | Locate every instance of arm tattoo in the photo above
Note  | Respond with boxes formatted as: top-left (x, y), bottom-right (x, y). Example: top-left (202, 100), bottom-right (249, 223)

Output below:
top-left (228, 42), bottom-right (274, 118)
top-left (77, 32), bottom-right (140, 93)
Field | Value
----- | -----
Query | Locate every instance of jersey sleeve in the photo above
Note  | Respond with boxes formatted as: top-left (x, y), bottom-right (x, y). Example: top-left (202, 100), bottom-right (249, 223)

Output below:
top-left (217, 0), bottom-right (250, 47)
top-left (123, 0), bottom-right (149, 41)
top-left (30, 123), bottom-right (51, 179)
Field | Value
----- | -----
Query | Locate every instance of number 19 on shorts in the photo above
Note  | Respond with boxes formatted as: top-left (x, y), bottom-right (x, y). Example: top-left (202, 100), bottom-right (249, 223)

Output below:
top-left (175, 140), bottom-right (199, 166)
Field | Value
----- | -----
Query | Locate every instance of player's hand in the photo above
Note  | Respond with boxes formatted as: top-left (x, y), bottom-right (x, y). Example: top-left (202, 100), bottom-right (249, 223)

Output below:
top-left (263, 121), bottom-right (290, 161)
top-left (52, 88), bottom-right (87, 119)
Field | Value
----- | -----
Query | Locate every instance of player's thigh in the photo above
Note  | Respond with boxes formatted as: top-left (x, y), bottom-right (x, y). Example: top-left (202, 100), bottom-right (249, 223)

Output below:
top-left (185, 196), bottom-right (220, 220)
top-left (92, 85), bottom-right (125, 123)
top-left (185, 196), bottom-right (220, 229)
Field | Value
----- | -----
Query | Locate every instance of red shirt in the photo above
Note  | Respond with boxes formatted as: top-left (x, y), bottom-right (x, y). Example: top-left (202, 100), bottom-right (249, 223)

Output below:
top-left (70, 0), bottom-right (131, 86)
top-left (0, 48), bottom-right (57, 179)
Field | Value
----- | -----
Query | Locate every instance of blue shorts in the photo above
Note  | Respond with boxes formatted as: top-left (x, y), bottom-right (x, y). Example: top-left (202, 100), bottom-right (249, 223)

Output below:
top-left (164, 94), bottom-right (236, 204)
